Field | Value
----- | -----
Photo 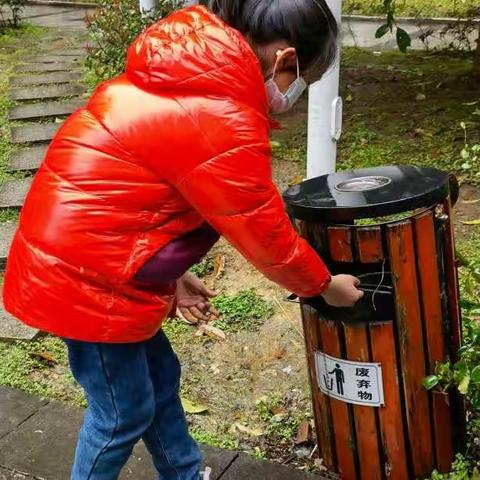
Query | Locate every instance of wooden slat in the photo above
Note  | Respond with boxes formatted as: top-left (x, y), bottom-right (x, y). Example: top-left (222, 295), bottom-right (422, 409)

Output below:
top-left (414, 211), bottom-right (454, 471)
top-left (344, 325), bottom-right (382, 480)
top-left (432, 392), bottom-right (455, 473)
top-left (370, 323), bottom-right (409, 480)
top-left (319, 321), bottom-right (358, 480)
top-left (355, 225), bottom-right (408, 479)
top-left (387, 221), bottom-right (434, 477)
top-left (301, 305), bottom-right (336, 470)
top-left (442, 199), bottom-right (467, 453)
top-left (413, 211), bottom-right (446, 364)
top-left (328, 227), bottom-right (353, 263)
top-left (355, 227), bottom-right (384, 263)
top-left (442, 200), bottom-right (462, 358)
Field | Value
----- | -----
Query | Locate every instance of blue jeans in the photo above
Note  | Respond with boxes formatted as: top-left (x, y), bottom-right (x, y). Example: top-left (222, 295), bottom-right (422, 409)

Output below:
top-left (65, 330), bottom-right (202, 480)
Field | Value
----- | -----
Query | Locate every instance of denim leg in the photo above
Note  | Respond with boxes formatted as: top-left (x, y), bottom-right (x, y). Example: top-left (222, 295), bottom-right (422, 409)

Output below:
top-left (65, 339), bottom-right (156, 480)
top-left (142, 330), bottom-right (203, 480)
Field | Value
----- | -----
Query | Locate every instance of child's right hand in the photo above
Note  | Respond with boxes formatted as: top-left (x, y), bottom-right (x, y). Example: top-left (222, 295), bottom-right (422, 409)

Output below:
top-left (322, 274), bottom-right (364, 308)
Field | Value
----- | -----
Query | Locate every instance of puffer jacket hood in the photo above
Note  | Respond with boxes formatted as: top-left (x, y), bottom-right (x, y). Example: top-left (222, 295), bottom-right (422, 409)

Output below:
top-left (126, 6), bottom-right (267, 113)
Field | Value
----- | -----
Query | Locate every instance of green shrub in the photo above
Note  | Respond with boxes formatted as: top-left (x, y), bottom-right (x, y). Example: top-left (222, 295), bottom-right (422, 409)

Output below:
top-left (85, 0), bottom-right (181, 86)
top-left (0, 0), bottom-right (27, 29)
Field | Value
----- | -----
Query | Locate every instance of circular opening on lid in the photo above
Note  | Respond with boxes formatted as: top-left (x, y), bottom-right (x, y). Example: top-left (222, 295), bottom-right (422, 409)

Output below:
top-left (335, 176), bottom-right (392, 193)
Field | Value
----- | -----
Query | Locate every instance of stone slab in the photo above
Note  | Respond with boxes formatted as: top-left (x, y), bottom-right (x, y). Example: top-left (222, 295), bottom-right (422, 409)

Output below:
top-left (9, 84), bottom-right (85, 102)
top-left (10, 71), bottom-right (83, 87)
top-left (21, 55), bottom-right (82, 64)
top-left (0, 287), bottom-right (40, 341)
top-left (9, 145), bottom-right (48, 172)
top-left (0, 401), bottom-right (82, 479)
top-left (0, 178), bottom-right (32, 209)
top-left (0, 222), bottom-right (16, 270)
top-left (11, 123), bottom-right (60, 144)
top-left (8, 99), bottom-right (84, 121)
top-left (0, 398), bottom-right (238, 480)
top-left (222, 453), bottom-right (323, 480)
top-left (0, 307), bottom-right (40, 342)
top-left (0, 387), bottom-right (47, 440)
top-left (15, 62), bottom-right (79, 73)
top-left (201, 446), bottom-right (238, 480)
top-left (50, 49), bottom-right (86, 57)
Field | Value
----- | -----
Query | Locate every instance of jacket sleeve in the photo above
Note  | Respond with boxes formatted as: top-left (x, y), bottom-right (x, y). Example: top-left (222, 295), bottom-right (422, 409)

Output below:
top-left (172, 126), bottom-right (331, 298)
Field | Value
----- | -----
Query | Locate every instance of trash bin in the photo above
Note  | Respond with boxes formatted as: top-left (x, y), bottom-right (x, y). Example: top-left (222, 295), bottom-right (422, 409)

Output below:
top-left (283, 166), bottom-right (465, 480)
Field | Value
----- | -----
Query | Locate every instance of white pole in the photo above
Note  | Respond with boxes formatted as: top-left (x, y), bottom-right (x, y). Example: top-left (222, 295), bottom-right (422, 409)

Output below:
top-left (139, 0), bottom-right (157, 12)
top-left (307, 0), bottom-right (343, 179)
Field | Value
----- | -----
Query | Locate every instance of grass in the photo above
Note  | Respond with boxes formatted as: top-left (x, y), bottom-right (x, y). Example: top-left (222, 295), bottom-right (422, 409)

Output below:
top-left (0, 336), bottom-right (85, 406)
top-left (212, 289), bottom-right (275, 333)
top-left (343, 0), bottom-right (479, 17)
top-left (190, 427), bottom-right (239, 451)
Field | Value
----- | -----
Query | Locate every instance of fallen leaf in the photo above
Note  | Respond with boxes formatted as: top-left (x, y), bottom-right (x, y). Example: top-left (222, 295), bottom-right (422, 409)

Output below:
top-left (231, 422), bottom-right (264, 437)
top-left (416, 93), bottom-right (426, 101)
top-left (345, 94), bottom-right (353, 102)
top-left (194, 324), bottom-right (206, 337)
top-left (270, 140), bottom-right (282, 149)
top-left (203, 324), bottom-right (226, 341)
top-left (463, 100), bottom-right (479, 106)
top-left (29, 352), bottom-right (58, 364)
top-left (213, 255), bottom-right (226, 280)
top-left (273, 345), bottom-right (287, 360)
top-left (460, 220), bottom-right (480, 226)
top-left (271, 405), bottom-right (287, 416)
top-left (473, 108), bottom-right (480, 116)
top-left (181, 398), bottom-right (208, 414)
top-left (413, 128), bottom-right (425, 137)
top-left (288, 176), bottom-right (304, 187)
top-left (462, 199), bottom-right (480, 204)
top-left (295, 420), bottom-right (311, 445)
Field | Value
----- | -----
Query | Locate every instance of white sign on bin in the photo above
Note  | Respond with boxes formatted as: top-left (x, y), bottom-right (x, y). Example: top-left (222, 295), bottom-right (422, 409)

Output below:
top-left (315, 352), bottom-right (384, 407)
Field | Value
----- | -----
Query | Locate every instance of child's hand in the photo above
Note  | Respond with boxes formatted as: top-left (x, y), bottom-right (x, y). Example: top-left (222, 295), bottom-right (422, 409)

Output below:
top-left (322, 274), bottom-right (364, 308)
top-left (176, 272), bottom-right (218, 324)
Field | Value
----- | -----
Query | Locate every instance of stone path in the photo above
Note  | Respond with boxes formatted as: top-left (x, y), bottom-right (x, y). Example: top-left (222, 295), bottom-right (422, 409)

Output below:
top-left (0, 387), bottom-right (325, 480)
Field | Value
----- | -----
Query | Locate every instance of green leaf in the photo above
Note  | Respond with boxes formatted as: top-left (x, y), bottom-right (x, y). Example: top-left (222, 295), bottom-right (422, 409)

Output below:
top-left (181, 398), bottom-right (208, 414)
top-left (460, 219), bottom-right (480, 226)
top-left (423, 375), bottom-right (440, 390)
top-left (396, 28), bottom-right (411, 53)
top-left (375, 24), bottom-right (390, 39)
top-left (471, 366), bottom-right (480, 384)
top-left (457, 375), bottom-right (470, 395)
top-left (270, 141), bottom-right (282, 149)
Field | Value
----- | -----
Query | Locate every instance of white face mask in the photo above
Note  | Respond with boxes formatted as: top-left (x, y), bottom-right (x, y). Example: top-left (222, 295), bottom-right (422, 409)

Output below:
top-left (265, 57), bottom-right (307, 115)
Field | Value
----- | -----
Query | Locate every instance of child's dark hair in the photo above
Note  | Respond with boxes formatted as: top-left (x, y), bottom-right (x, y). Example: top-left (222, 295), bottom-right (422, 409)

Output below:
top-left (209, 0), bottom-right (338, 82)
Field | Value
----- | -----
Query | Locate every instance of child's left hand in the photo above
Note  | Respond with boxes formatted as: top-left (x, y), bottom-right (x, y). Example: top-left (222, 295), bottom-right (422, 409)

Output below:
top-left (176, 272), bottom-right (218, 324)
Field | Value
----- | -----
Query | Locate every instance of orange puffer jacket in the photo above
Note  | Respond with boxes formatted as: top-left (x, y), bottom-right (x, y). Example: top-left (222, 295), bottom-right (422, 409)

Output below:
top-left (3, 6), bottom-right (330, 343)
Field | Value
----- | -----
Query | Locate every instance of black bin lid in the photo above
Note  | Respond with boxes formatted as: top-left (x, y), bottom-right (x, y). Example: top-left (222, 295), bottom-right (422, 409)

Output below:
top-left (283, 165), bottom-right (450, 223)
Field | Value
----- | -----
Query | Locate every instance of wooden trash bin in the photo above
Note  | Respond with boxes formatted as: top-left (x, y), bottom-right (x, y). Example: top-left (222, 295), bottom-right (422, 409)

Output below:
top-left (283, 166), bottom-right (466, 480)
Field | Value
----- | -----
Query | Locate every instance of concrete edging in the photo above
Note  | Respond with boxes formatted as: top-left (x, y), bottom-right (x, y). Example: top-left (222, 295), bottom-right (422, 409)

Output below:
top-left (23, 2), bottom-right (480, 25)
top-left (26, 0), bottom-right (97, 8)
top-left (343, 14), bottom-right (480, 26)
